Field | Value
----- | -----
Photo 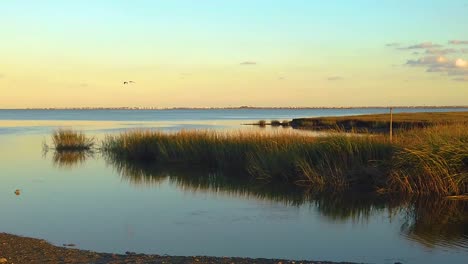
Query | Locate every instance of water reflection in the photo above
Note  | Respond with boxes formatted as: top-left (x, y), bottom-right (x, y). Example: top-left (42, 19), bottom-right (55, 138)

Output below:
top-left (51, 151), bottom-right (468, 251)
top-left (313, 194), bottom-right (407, 223)
top-left (107, 158), bottom-right (310, 206)
top-left (52, 150), bottom-right (94, 168)
top-left (401, 198), bottom-right (468, 249)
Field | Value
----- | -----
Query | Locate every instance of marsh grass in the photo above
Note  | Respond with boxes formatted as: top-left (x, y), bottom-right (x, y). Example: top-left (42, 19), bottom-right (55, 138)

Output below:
top-left (102, 129), bottom-right (394, 192)
top-left (52, 129), bottom-right (94, 151)
top-left (389, 124), bottom-right (468, 195)
top-left (291, 111), bottom-right (468, 132)
top-left (101, 123), bottom-right (467, 195)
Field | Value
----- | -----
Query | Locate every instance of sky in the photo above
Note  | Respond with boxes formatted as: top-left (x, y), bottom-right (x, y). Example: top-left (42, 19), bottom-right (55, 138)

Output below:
top-left (1, 0), bottom-right (467, 108)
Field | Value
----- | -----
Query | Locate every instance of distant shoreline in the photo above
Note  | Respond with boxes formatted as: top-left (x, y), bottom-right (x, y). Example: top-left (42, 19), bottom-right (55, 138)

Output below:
top-left (1, 106), bottom-right (468, 110)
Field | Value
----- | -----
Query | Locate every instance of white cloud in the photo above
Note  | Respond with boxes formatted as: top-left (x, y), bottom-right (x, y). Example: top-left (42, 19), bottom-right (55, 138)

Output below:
top-left (425, 48), bottom-right (458, 55)
top-left (400, 42), bottom-right (442, 50)
top-left (393, 40), bottom-right (468, 81)
top-left (449, 40), bottom-right (468, 45)
top-left (406, 56), bottom-right (449, 66)
top-left (406, 56), bottom-right (468, 80)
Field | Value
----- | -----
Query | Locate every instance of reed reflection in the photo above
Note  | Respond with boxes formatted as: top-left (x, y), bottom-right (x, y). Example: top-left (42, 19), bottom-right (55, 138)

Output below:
top-left (52, 150), bottom-right (94, 168)
top-left (107, 157), bottom-right (310, 206)
top-left (401, 197), bottom-right (468, 249)
top-left (106, 156), bottom-right (468, 250)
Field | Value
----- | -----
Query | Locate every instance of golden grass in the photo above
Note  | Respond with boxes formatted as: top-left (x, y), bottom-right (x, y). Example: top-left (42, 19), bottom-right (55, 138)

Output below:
top-left (389, 124), bottom-right (468, 195)
top-left (52, 129), bottom-right (94, 151)
top-left (101, 124), bottom-right (467, 196)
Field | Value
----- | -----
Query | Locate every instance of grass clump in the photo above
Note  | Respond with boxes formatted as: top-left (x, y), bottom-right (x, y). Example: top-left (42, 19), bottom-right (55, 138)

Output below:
top-left (270, 120), bottom-right (281, 126)
top-left (257, 120), bottom-right (267, 127)
top-left (52, 129), bottom-right (94, 151)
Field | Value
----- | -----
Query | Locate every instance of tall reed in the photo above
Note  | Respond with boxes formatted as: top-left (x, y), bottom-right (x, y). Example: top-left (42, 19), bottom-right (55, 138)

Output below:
top-left (389, 124), bottom-right (468, 195)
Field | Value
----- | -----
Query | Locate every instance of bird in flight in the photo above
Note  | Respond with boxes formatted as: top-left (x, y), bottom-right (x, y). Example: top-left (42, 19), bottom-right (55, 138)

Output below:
top-left (123, 81), bottom-right (135, 85)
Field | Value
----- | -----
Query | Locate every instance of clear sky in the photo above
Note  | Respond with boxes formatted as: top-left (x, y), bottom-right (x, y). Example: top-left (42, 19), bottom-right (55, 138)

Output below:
top-left (1, 0), bottom-right (467, 108)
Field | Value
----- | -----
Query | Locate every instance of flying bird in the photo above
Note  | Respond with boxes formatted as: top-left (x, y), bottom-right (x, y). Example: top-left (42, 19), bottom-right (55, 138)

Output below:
top-left (123, 81), bottom-right (136, 85)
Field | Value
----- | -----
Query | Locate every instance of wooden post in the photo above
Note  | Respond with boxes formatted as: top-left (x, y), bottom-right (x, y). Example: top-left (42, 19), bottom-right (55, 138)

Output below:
top-left (389, 107), bottom-right (393, 143)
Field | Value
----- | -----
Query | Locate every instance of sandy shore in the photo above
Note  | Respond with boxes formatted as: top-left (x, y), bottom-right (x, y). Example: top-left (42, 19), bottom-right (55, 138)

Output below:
top-left (0, 233), bottom-right (356, 264)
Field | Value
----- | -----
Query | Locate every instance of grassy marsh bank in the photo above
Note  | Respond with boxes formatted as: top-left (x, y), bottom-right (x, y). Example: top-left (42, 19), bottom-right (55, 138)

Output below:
top-left (102, 130), bottom-right (393, 190)
top-left (100, 123), bottom-right (468, 196)
top-left (290, 111), bottom-right (468, 132)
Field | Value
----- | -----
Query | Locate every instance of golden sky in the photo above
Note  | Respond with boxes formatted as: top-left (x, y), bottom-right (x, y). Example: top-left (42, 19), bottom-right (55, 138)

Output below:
top-left (1, 1), bottom-right (467, 108)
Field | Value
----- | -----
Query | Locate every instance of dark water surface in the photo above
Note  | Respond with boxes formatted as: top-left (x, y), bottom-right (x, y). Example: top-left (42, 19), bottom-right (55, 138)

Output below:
top-left (1, 109), bottom-right (467, 264)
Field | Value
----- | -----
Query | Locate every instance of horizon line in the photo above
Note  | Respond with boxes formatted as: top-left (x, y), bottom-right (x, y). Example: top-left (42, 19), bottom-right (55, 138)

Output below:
top-left (1, 105), bottom-right (468, 110)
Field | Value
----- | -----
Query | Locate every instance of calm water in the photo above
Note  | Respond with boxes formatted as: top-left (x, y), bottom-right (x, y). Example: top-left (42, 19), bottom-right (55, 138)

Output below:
top-left (1, 108), bottom-right (467, 264)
